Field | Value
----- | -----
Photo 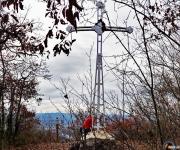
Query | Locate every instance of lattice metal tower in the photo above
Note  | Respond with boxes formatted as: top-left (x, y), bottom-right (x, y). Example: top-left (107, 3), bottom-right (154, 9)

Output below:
top-left (67, 0), bottom-right (133, 129)
top-left (92, 1), bottom-right (105, 129)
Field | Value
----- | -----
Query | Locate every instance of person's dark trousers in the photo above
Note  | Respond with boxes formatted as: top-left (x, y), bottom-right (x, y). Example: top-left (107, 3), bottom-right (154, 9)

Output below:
top-left (84, 128), bottom-right (91, 141)
top-left (80, 127), bottom-right (91, 141)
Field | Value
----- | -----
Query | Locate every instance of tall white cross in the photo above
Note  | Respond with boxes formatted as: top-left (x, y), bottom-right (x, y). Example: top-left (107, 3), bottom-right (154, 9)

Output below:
top-left (67, 0), bottom-right (133, 130)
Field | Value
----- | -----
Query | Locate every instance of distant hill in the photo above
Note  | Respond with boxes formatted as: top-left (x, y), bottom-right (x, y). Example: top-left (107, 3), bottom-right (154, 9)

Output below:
top-left (36, 112), bottom-right (75, 127)
top-left (36, 112), bottom-right (128, 128)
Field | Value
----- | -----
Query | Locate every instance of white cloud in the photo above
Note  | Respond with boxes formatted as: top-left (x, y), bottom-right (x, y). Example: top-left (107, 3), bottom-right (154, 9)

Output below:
top-left (22, 0), bottom-right (134, 113)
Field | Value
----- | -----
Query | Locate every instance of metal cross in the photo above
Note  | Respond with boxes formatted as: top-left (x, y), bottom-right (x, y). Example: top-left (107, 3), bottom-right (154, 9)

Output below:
top-left (67, 0), bottom-right (133, 130)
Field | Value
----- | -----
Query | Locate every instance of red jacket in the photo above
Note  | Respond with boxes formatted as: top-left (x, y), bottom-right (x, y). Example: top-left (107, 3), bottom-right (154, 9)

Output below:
top-left (83, 115), bottom-right (93, 129)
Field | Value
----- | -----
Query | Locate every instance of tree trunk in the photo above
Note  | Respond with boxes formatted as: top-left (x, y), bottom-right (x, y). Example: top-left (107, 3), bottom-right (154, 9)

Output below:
top-left (13, 90), bottom-right (23, 138)
top-left (0, 49), bottom-right (6, 150)
top-left (7, 87), bottom-right (15, 143)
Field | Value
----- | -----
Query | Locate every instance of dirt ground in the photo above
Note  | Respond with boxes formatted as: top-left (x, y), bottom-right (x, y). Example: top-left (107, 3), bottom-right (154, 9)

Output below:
top-left (8, 139), bottom-right (179, 150)
top-left (7, 143), bottom-right (71, 150)
top-left (12, 141), bottom-right (148, 150)
top-left (6, 141), bottom-right (150, 150)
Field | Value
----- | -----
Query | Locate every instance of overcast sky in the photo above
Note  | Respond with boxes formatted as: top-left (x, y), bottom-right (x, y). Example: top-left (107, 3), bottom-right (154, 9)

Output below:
top-left (22, 0), bottom-right (135, 113)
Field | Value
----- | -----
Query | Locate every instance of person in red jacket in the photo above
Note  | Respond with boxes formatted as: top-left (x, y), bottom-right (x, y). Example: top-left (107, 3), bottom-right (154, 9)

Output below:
top-left (80, 115), bottom-right (93, 141)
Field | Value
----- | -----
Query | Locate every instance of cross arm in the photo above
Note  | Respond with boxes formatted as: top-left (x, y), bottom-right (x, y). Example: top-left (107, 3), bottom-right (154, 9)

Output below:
top-left (66, 25), bottom-right (133, 34)
top-left (106, 26), bottom-right (133, 33)
top-left (66, 26), bottom-right (94, 32)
